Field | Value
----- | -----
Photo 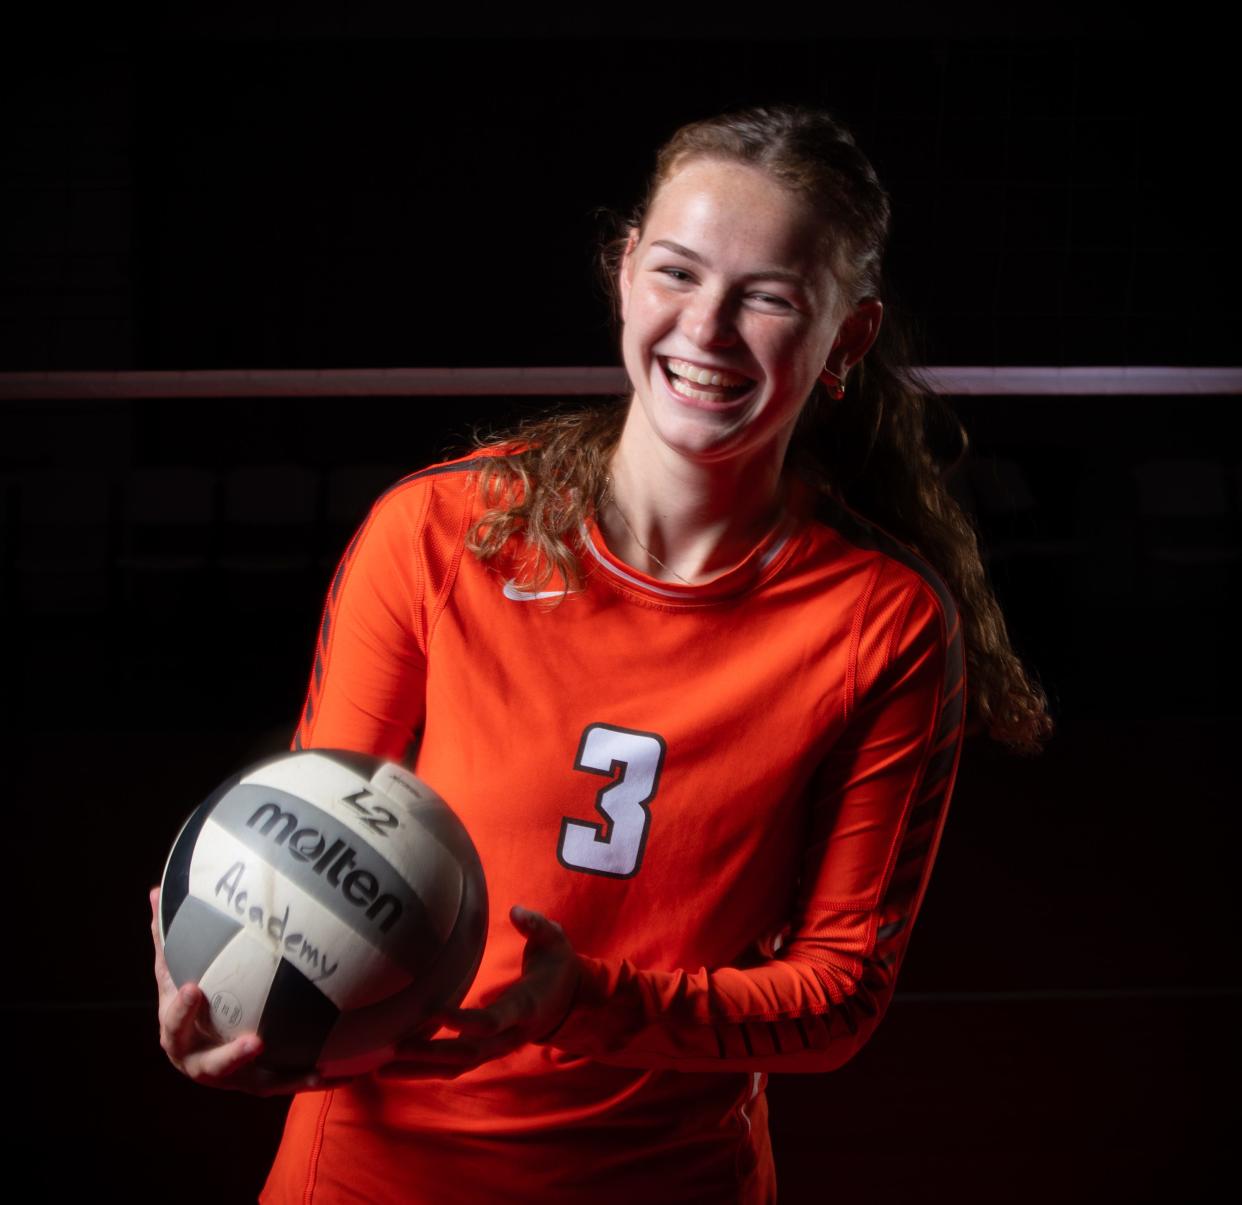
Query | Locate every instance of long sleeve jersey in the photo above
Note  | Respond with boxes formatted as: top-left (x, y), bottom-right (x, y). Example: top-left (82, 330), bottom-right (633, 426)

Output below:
top-left (262, 450), bottom-right (967, 1205)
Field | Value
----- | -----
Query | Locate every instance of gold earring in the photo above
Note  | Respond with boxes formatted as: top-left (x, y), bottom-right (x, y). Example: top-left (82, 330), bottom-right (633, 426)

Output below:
top-left (820, 368), bottom-right (846, 400)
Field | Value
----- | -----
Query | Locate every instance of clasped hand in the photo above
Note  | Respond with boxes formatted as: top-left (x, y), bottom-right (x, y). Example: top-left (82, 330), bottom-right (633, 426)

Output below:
top-left (151, 887), bottom-right (580, 1095)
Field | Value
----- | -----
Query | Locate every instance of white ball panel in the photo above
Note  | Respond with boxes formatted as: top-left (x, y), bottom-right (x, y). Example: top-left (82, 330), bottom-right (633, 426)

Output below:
top-left (370, 762), bottom-right (443, 812)
top-left (196, 928), bottom-right (280, 1038)
top-left (188, 818), bottom-right (412, 1011)
top-left (368, 763), bottom-right (467, 943)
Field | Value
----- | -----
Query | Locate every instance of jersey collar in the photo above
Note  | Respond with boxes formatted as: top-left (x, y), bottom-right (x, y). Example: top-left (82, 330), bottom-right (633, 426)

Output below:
top-left (579, 501), bottom-right (803, 606)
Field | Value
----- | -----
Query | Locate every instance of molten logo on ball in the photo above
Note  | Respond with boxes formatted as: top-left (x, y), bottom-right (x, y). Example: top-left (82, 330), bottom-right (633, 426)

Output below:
top-left (245, 799), bottom-right (404, 932)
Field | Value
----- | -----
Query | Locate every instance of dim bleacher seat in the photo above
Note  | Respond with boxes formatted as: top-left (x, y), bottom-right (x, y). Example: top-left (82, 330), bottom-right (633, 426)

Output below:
top-left (15, 471), bottom-right (112, 614)
top-left (217, 463), bottom-right (321, 614)
top-left (118, 466), bottom-right (217, 616)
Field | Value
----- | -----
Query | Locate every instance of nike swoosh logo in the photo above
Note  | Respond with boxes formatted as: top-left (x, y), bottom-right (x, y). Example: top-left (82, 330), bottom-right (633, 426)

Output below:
top-left (502, 580), bottom-right (573, 601)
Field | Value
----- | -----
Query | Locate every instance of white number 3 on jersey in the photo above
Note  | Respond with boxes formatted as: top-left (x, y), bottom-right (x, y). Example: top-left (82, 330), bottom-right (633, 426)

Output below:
top-left (558, 723), bottom-right (666, 879)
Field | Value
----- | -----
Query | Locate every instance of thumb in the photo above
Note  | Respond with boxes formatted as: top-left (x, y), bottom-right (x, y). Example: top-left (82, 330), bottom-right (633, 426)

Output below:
top-left (510, 905), bottom-right (561, 940)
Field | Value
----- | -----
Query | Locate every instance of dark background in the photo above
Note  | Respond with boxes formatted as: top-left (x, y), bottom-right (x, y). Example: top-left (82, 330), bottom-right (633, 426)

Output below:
top-left (3, 8), bottom-right (1238, 1203)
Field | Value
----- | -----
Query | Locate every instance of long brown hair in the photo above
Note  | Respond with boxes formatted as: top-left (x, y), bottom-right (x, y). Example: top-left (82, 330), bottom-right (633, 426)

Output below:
top-left (467, 103), bottom-right (1053, 755)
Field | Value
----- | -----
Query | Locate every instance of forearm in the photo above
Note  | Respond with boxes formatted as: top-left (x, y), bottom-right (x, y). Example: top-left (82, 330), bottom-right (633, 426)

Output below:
top-left (543, 923), bottom-right (898, 1074)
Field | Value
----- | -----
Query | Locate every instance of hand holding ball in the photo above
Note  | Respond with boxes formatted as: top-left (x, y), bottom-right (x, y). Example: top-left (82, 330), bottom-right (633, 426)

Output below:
top-left (157, 750), bottom-right (488, 1079)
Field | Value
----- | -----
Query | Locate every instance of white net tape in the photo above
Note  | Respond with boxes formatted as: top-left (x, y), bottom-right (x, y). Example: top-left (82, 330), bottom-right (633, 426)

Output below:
top-left (0, 365), bottom-right (1239, 399)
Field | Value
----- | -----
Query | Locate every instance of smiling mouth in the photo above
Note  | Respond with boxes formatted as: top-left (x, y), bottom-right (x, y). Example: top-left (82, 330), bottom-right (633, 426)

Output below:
top-left (659, 357), bottom-right (756, 404)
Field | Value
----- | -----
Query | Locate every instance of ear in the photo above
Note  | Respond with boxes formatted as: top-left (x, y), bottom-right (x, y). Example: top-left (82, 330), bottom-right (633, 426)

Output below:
top-left (618, 228), bottom-right (640, 323)
top-left (824, 298), bottom-right (884, 379)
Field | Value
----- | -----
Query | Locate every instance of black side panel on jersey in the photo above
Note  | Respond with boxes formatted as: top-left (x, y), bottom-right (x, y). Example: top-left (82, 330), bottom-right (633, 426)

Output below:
top-left (375, 454), bottom-right (510, 504)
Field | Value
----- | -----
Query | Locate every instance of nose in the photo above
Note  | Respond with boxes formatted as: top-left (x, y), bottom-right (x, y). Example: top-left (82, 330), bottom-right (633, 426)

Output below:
top-left (682, 287), bottom-right (738, 348)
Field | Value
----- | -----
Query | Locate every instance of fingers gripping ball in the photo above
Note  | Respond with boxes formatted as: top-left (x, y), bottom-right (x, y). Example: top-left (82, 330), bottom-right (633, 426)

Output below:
top-left (158, 750), bottom-right (488, 1078)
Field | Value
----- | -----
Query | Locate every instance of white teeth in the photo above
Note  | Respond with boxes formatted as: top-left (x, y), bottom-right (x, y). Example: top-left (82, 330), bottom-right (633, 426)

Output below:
top-left (664, 357), bottom-right (751, 388)
top-left (669, 375), bottom-right (744, 403)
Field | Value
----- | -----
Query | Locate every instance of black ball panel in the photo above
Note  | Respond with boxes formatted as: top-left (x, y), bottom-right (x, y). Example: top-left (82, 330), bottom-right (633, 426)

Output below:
top-left (258, 958), bottom-right (342, 1074)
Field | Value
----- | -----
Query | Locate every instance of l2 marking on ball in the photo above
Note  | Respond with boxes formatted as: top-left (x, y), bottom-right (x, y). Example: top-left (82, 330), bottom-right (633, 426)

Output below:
top-left (215, 860), bottom-right (340, 981)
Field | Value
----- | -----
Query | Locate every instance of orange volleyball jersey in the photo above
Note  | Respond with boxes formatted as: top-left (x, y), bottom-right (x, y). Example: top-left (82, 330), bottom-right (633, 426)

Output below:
top-left (263, 450), bottom-right (967, 1203)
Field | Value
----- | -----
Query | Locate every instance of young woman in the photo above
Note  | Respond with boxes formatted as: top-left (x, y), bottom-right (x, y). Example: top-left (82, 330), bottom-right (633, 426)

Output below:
top-left (153, 103), bottom-right (1051, 1202)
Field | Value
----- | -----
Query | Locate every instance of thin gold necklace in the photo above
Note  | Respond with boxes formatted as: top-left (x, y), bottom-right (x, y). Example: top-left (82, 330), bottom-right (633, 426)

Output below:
top-left (607, 498), bottom-right (695, 585)
top-left (603, 484), bottom-right (789, 588)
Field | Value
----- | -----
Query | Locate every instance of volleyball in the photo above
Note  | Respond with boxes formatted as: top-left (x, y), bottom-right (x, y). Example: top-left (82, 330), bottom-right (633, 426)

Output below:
top-left (158, 749), bottom-right (488, 1077)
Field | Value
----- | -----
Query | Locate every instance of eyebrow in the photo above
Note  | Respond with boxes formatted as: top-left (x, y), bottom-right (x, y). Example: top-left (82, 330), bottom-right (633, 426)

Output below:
top-left (650, 239), bottom-right (811, 288)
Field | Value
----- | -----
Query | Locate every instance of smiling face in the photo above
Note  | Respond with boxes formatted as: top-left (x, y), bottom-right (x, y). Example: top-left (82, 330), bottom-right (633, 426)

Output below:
top-left (618, 157), bottom-right (854, 476)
